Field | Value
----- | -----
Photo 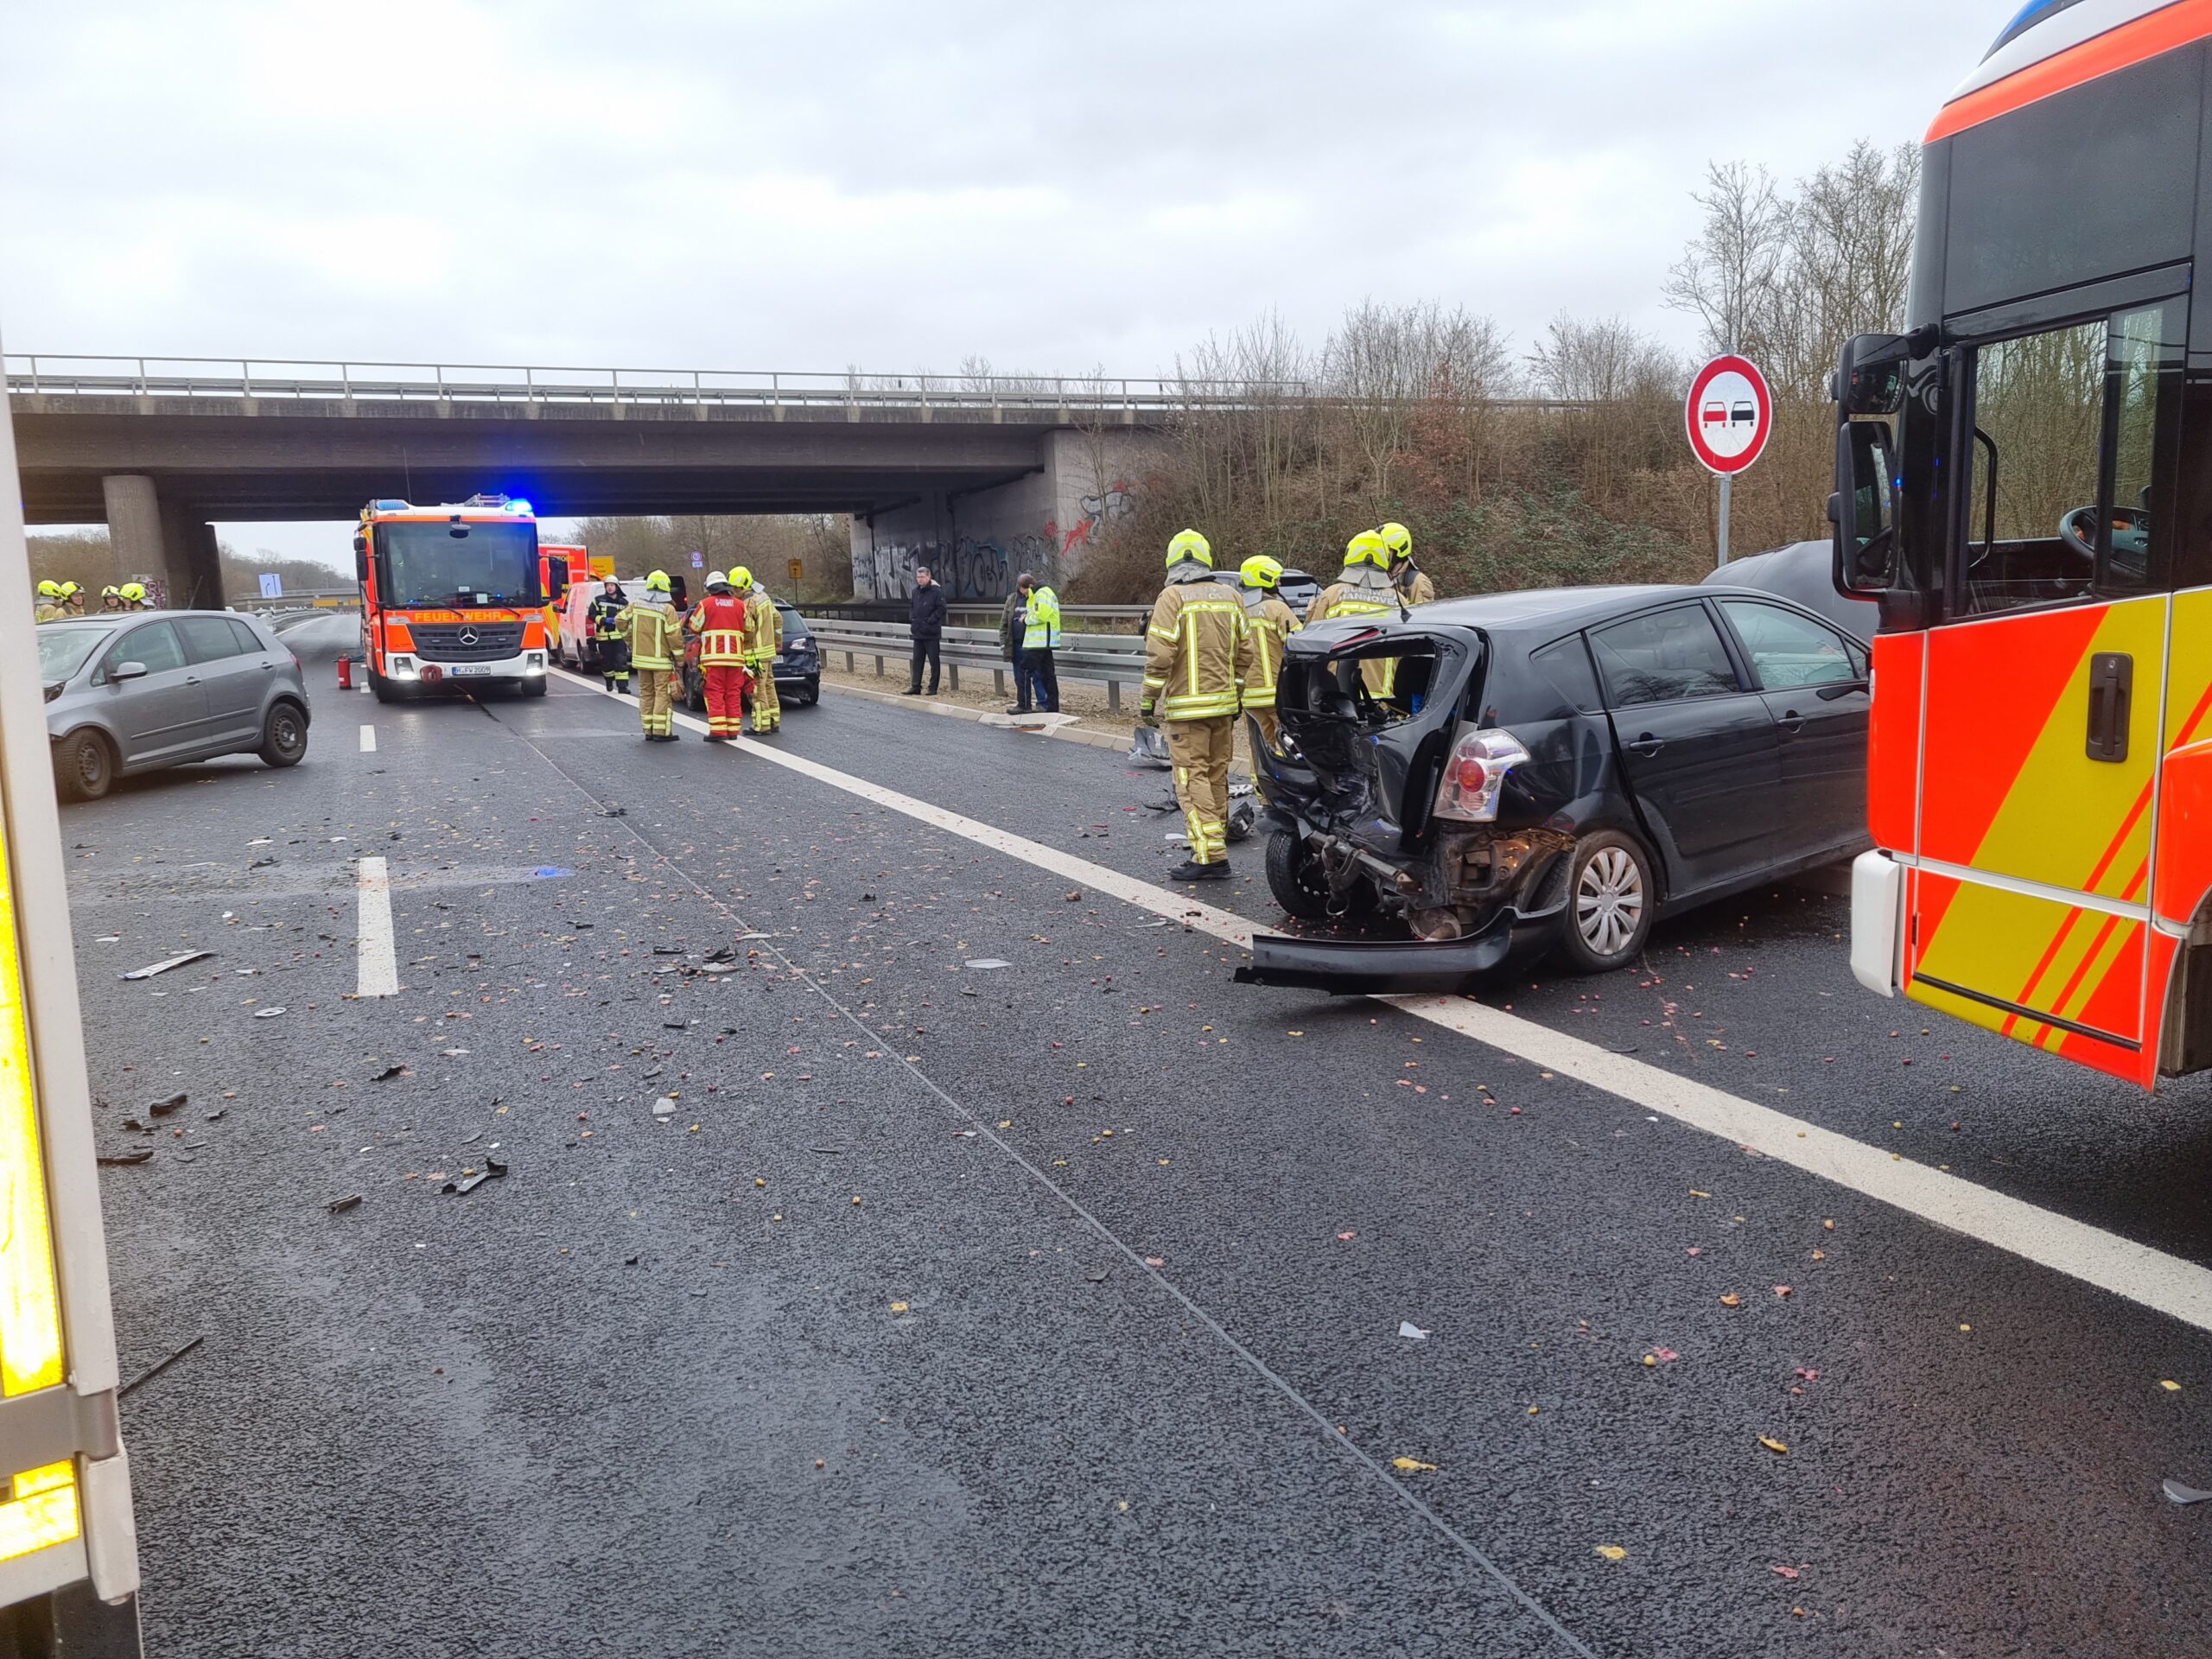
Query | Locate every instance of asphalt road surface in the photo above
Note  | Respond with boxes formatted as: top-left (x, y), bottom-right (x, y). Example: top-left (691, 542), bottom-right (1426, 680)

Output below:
top-left (65, 613), bottom-right (2212, 1657)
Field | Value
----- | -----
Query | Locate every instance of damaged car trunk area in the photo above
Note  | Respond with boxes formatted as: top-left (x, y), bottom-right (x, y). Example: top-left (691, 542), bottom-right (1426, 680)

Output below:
top-left (1236, 585), bottom-right (1873, 995)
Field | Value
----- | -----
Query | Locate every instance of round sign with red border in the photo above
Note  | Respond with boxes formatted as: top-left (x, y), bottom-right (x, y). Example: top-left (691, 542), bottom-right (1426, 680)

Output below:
top-left (1684, 353), bottom-right (1772, 476)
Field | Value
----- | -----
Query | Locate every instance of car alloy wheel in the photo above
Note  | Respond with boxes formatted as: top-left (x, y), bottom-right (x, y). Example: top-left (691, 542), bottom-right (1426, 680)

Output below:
top-left (1575, 845), bottom-right (1644, 959)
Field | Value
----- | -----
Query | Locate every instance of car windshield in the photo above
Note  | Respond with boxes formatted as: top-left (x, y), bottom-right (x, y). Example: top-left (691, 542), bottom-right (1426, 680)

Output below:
top-left (378, 521), bottom-right (540, 607)
top-left (39, 626), bottom-right (111, 683)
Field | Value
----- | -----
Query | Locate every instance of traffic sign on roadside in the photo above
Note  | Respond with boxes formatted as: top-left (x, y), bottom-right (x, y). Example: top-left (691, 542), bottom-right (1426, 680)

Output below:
top-left (1685, 354), bottom-right (1772, 475)
top-left (257, 573), bottom-right (282, 599)
top-left (690, 550), bottom-right (704, 569)
top-left (1685, 353), bottom-right (1771, 569)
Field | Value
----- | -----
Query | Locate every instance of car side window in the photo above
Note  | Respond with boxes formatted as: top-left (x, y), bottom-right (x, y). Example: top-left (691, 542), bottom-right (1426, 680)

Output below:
top-left (99, 621), bottom-right (187, 679)
top-left (1529, 635), bottom-right (1605, 715)
top-left (1588, 606), bottom-right (1741, 709)
top-left (225, 619), bottom-right (267, 655)
top-left (1717, 601), bottom-right (1859, 690)
top-left (175, 615), bottom-right (249, 664)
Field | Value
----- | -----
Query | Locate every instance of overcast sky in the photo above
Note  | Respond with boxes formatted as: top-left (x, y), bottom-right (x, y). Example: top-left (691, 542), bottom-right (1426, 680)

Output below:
top-left (2, 0), bottom-right (2003, 568)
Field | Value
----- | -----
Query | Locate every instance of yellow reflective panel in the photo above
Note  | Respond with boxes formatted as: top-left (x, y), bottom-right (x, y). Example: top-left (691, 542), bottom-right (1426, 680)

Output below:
top-left (0, 795), bottom-right (62, 1398)
top-left (0, 1461), bottom-right (79, 1562)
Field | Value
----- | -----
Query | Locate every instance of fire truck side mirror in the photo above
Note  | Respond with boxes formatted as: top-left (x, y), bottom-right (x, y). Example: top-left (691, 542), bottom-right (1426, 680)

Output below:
top-left (352, 533), bottom-right (368, 583)
top-left (1833, 418), bottom-right (1897, 597)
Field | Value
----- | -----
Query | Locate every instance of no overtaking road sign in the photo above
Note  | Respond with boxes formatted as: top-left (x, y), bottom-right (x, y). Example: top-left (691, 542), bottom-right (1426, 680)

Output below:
top-left (1685, 353), bottom-right (1772, 476)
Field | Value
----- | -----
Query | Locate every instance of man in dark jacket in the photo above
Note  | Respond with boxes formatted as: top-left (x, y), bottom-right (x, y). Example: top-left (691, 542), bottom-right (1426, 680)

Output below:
top-left (999, 581), bottom-right (1027, 712)
top-left (905, 566), bottom-right (947, 696)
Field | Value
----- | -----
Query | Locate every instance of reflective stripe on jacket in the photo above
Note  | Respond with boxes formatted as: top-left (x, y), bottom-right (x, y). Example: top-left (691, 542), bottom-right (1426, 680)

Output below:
top-left (1143, 579), bottom-right (1250, 721)
top-left (1022, 585), bottom-right (1062, 651)
top-left (690, 594), bottom-right (749, 664)
top-left (620, 600), bottom-right (681, 670)
top-left (742, 590), bottom-right (783, 662)
top-left (1239, 594), bottom-right (1300, 710)
top-left (588, 594), bottom-right (628, 638)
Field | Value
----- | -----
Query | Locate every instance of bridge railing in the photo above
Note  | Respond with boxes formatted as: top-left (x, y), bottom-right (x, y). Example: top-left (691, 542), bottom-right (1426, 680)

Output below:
top-left (810, 620), bottom-right (1147, 709)
top-left (1, 354), bottom-right (1308, 415)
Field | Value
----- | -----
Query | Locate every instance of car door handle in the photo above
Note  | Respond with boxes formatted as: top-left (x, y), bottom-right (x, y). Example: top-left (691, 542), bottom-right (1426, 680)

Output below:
top-left (1626, 734), bottom-right (1664, 756)
top-left (1775, 712), bottom-right (1805, 734)
top-left (185, 675), bottom-right (202, 685)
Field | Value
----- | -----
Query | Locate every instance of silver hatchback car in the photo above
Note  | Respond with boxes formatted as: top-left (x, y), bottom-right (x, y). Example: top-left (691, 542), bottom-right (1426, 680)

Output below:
top-left (42, 610), bottom-right (312, 801)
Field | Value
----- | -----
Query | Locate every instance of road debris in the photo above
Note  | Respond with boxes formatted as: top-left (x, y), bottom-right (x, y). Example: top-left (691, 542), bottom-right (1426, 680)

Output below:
top-left (1593, 1545), bottom-right (1627, 1562)
top-left (1390, 1456), bottom-right (1437, 1473)
top-left (327, 1193), bottom-right (363, 1214)
top-left (96, 1147), bottom-right (154, 1166)
top-left (652, 1096), bottom-right (677, 1120)
top-left (253, 1007), bottom-right (286, 1019)
top-left (964, 958), bottom-right (1011, 970)
top-left (121, 950), bottom-right (212, 981)
top-left (371, 1065), bottom-right (409, 1082)
top-left (2162, 1478), bottom-right (2212, 1505)
top-left (1398, 1322), bottom-right (1429, 1340)
top-left (118, 1334), bottom-right (205, 1399)
top-left (1758, 1435), bottom-right (1789, 1455)
top-left (442, 1154), bottom-right (508, 1195)
top-left (148, 1093), bottom-right (187, 1117)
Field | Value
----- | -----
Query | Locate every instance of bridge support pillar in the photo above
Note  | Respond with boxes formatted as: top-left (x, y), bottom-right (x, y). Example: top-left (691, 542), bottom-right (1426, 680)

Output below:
top-left (154, 497), bottom-right (223, 610)
top-left (99, 475), bottom-right (161, 588)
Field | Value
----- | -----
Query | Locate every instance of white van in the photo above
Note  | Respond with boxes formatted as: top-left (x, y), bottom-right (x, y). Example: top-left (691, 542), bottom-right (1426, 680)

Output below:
top-left (558, 578), bottom-right (654, 671)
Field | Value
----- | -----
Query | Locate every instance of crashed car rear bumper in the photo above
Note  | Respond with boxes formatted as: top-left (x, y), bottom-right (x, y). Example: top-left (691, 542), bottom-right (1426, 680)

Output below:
top-left (1233, 895), bottom-right (1564, 995)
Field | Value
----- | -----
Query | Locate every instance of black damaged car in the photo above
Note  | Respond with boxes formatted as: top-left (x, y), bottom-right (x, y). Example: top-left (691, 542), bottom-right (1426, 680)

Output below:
top-left (1239, 584), bottom-right (1871, 994)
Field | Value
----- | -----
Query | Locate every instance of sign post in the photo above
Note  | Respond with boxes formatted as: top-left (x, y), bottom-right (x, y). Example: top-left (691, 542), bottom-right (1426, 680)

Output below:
top-left (1684, 353), bottom-right (1773, 569)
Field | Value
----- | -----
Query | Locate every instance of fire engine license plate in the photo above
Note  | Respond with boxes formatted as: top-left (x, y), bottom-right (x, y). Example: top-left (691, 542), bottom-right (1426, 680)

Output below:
top-left (451, 664), bottom-right (495, 677)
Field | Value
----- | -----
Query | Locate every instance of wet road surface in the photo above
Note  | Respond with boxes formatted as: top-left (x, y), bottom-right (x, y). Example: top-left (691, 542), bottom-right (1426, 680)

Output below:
top-left (67, 613), bottom-right (2212, 1657)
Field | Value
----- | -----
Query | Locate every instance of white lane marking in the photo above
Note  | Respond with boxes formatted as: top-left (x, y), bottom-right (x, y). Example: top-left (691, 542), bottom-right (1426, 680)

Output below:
top-left (359, 724), bottom-right (377, 753)
top-left (355, 855), bottom-right (399, 997)
top-left (554, 669), bottom-right (2212, 1335)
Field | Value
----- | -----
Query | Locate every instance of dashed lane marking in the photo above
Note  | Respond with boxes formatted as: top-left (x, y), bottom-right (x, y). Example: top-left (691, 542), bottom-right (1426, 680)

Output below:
top-left (359, 724), bottom-right (377, 753)
top-left (354, 855), bottom-right (399, 997)
top-left (551, 669), bottom-right (2212, 1335)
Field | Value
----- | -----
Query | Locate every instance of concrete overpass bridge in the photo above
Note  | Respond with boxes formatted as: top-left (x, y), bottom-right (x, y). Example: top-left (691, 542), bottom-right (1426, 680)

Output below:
top-left (4, 354), bottom-right (1217, 605)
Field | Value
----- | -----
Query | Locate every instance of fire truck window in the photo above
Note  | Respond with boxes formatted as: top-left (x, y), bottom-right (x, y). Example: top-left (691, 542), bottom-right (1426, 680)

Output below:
top-left (1963, 317), bottom-right (2105, 616)
top-left (2100, 302), bottom-right (2180, 594)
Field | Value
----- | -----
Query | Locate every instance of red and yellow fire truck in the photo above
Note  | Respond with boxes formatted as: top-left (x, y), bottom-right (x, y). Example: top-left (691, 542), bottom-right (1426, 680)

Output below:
top-left (1836, 1), bottom-right (2212, 1088)
top-left (352, 494), bottom-right (554, 702)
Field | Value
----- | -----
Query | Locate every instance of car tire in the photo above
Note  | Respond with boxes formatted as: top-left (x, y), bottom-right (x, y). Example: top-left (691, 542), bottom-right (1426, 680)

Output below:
top-left (1265, 830), bottom-right (1335, 922)
top-left (370, 669), bottom-right (403, 704)
top-left (257, 700), bottom-right (309, 768)
top-left (55, 729), bottom-right (115, 802)
top-left (1555, 829), bottom-right (1654, 975)
top-left (687, 672), bottom-right (707, 714)
top-left (802, 674), bottom-right (820, 707)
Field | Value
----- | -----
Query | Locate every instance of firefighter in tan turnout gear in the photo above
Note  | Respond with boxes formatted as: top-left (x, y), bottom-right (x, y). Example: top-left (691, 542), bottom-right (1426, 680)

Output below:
top-left (734, 567), bottom-right (784, 734)
top-left (620, 570), bottom-right (685, 741)
top-left (1142, 530), bottom-right (1250, 880)
top-left (1381, 520), bottom-right (1435, 607)
top-left (1309, 529), bottom-right (1404, 698)
top-left (1236, 554), bottom-right (1300, 754)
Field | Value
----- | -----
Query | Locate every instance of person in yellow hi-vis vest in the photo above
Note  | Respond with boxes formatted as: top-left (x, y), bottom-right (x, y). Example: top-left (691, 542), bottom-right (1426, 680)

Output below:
top-left (1141, 530), bottom-right (1250, 880)
top-left (734, 567), bottom-right (784, 734)
top-left (620, 570), bottom-right (684, 741)
top-left (1236, 555), bottom-right (1300, 753)
top-left (32, 580), bottom-right (63, 622)
top-left (1307, 530), bottom-right (1402, 697)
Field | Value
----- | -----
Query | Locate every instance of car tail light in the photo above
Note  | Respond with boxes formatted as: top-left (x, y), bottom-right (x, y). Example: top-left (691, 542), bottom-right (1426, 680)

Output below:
top-left (1433, 728), bottom-right (1532, 823)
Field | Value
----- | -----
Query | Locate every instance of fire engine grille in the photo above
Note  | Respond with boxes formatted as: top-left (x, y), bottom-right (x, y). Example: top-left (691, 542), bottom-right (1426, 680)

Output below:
top-left (410, 622), bottom-right (524, 662)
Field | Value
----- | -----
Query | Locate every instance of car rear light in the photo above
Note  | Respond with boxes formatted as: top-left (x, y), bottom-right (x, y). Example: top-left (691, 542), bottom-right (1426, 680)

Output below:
top-left (1433, 728), bottom-right (1532, 823)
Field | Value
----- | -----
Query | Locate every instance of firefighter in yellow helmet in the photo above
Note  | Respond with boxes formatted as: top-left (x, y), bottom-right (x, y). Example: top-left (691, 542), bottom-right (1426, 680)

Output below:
top-left (619, 571), bottom-right (685, 741)
top-left (1142, 530), bottom-right (1250, 880)
top-left (1308, 530), bottom-right (1402, 698)
top-left (58, 582), bottom-right (86, 615)
top-left (734, 566), bottom-right (784, 734)
top-left (99, 585), bottom-right (124, 612)
top-left (1380, 521), bottom-right (1434, 607)
top-left (33, 581), bottom-right (65, 622)
top-left (1236, 556), bottom-right (1300, 754)
top-left (119, 582), bottom-right (149, 610)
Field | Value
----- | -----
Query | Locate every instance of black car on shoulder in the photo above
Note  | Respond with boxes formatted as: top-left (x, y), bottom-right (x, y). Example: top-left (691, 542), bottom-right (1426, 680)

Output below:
top-left (1239, 583), bottom-right (1871, 993)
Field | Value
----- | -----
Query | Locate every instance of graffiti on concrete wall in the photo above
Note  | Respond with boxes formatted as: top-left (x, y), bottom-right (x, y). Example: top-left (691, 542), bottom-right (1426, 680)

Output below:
top-left (860, 532), bottom-right (1056, 601)
top-left (1054, 479), bottom-right (1136, 556)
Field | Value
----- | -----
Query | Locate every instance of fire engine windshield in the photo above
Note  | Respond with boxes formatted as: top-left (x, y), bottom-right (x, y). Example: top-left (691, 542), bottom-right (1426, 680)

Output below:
top-left (378, 521), bottom-right (541, 607)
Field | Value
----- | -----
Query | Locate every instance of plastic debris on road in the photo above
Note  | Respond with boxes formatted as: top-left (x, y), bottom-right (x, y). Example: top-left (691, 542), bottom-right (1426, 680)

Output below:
top-left (149, 1093), bottom-right (187, 1117)
top-left (253, 1007), bottom-right (286, 1019)
top-left (121, 950), bottom-right (213, 981)
top-left (327, 1194), bottom-right (362, 1214)
top-left (652, 1096), bottom-right (677, 1120)
top-left (2163, 1478), bottom-right (2212, 1505)
top-left (1390, 1456), bottom-right (1437, 1473)
top-left (1398, 1322), bottom-right (1429, 1340)
top-left (442, 1154), bottom-right (508, 1195)
top-left (964, 959), bottom-right (1010, 970)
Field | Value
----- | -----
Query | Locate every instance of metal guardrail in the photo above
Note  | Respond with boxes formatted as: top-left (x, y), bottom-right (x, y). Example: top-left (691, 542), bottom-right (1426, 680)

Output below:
top-left (813, 620), bottom-right (1147, 710)
top-left (807, 601), bottom-right (1152, 634)
top-left (2, 354), bottom-right (1305, 416)
top-left (232, 590), bottom-right (355, 612)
